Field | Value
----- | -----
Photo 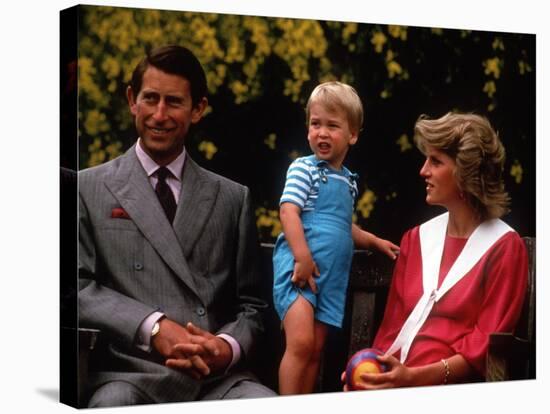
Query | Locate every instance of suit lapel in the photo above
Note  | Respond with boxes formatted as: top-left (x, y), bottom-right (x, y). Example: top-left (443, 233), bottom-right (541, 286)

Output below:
top-left (104, 145), bottom-right (200, 297)
top-left (173, 156), bottom-right (220, 258)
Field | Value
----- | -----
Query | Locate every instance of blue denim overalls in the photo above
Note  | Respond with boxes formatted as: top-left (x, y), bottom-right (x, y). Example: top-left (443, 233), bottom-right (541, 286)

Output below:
top-left (273, 159), bottom-right (356, 327)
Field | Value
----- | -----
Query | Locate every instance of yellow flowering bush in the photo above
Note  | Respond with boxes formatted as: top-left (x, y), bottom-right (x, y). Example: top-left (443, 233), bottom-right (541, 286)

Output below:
top-left (72, 5), bottom-right (534, 242)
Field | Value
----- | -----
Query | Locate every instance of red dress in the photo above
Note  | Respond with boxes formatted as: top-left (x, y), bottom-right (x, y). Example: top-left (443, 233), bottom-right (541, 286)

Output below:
top-left (373, 226), bottom-right (528, 377)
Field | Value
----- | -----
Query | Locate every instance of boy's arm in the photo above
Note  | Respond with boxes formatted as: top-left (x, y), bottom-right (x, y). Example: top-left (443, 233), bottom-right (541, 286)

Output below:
top-left (352, 223), bottom-right (399, 260)
top-left (280, 202), bottom-right (320, 292)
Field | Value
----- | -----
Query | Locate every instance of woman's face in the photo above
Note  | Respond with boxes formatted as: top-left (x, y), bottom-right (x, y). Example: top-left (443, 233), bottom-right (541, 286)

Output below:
top-left (419, 146), bottom-right (462, 208)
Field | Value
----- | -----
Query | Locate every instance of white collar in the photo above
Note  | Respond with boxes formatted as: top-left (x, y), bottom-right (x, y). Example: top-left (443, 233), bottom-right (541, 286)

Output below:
top-left (386, 212), bottom-right (513, 362)
top-left (135, 138), bottom-right (186, 181)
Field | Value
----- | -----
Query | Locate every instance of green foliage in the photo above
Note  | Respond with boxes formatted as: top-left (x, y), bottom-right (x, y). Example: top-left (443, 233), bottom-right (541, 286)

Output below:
top-left (75, 5), bottom-right (535, 241)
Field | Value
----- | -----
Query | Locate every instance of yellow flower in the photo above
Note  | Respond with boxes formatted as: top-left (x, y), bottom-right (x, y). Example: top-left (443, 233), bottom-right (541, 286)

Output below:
top-left (518, 60), bottom-right (532, 75)
top-left (101, 55), bottom-right (121, 79)
top-left (84, 110), bottom-right (109, 136)
top-left (387, 60), bottom-right (403, 78)
top-left (264, 133), bottom-right (277, 150)
top-left (105, 141), bottom-right (123, 160)
top-left (107, 80), bottom-right (117, 93)
top-left (342, 22), bottom-right (358, 42)
top-left (384, 50), bottom-right (404, 79)
top-left (483, 80), bottom-right (497, 98)
top-left (320, 57), bottom-right (332, 73)
top-left (380, 89), bottom-right (391, 99)
top-left (319, 74), bottom-right (337, 84)
top-left (87, 137), bottom-right (106, 167)
top-left (492, 37), bottom-right (505, 51)
top-left (256, 207), bottom-right (282, 238)
top-left (371, 31), bottom-right (387, 53)
top-left (289, 150), bottom-right (301, 160)
top-left (244, 17), bottom-right (271, 56)
top-left (230, 80), bottom-right (250, 104)
top-left (388, 25), bottom-right (407, 41)
top-left (226, 35), bottom-right (245, 63)
top-left (510, 160), bottom-right (523, 184)
top-left (243, 58), bottom-right (259, 79)
top-left (198, 140), bottom-right (218, 160)
top-left (88, 150), bottom-right (106, 167)
top-left (483, 57), bottom-right (502, 79)
top-left (283, 78), bottom-right (305, 102)
top-left (356, 189), bottom-right (377, 219)
top-left (79, 57), bottom-right (108, 107)
top-left (396, 134), bottom-right (412, 152)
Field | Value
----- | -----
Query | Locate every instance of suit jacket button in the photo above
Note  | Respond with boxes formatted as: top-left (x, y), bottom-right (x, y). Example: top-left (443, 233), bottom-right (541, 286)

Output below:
top-left (134, 262), bottom-right (143, 271)
top-left (196, 307), bottom-right (206, 316)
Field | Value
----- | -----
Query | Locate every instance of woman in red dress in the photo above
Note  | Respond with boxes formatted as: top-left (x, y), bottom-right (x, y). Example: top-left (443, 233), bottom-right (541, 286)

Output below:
top-left (344, 112), bottom-right (528, 389)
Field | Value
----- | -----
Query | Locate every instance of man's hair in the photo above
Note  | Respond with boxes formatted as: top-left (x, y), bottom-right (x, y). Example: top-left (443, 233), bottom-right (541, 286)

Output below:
top-left (129, 45), bottom-right (207, 107)
top-left (414, 112), bottom-right (510, 220)
top-left (306, 81), bottom-right (364, 134)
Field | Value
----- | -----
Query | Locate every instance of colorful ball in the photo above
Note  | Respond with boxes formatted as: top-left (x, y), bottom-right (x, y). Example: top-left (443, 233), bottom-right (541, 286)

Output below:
top-left (345, 348), bottom-right (387, 390)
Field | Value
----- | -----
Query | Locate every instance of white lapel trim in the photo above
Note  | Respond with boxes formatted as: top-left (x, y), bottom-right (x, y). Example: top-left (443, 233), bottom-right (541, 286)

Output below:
top-left (386, 212), bottom-right (513, 362)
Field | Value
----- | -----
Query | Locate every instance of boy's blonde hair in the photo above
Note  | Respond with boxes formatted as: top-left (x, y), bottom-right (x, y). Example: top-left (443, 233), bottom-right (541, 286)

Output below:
top-left (306, 81), bottom-right (364, 134)
top-left (414, 112), bottom-right (509, 220)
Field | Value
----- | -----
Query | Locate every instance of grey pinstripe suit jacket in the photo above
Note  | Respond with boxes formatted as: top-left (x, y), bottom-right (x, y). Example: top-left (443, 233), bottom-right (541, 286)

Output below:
top-left (78, 144), bottom-right (268, 403)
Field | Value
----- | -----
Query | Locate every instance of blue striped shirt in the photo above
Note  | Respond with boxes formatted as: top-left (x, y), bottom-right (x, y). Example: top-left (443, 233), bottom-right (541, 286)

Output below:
top-left (280, 155), bottom-right (358, 212)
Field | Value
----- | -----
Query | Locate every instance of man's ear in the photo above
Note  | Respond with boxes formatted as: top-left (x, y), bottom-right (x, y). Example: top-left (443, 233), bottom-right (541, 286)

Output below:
top-left (191, 97), bottom-right (208, 124)
top-left (349, 130), bottom-right (359, 146)
top-left (127, 86), bottom-right (137, 116)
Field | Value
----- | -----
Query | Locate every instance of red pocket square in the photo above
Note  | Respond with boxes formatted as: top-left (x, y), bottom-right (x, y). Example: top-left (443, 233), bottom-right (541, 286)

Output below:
top-left (111, 207), bottom-right (131, 219)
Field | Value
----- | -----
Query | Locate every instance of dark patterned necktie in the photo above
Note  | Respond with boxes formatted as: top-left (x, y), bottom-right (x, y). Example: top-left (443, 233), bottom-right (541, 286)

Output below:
top-left (155, 167), bottom-right (177, 224)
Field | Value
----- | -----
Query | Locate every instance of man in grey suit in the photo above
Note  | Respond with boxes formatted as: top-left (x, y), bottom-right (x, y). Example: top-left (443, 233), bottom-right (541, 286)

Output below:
top-left (79, 45), bottom-right (276, 407)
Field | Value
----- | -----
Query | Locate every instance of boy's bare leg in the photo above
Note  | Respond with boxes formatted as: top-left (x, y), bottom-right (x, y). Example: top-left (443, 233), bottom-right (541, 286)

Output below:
top-left (278, 295), bottom-right (315, 395)
top-left (301, 320), bottom-right (328, 393)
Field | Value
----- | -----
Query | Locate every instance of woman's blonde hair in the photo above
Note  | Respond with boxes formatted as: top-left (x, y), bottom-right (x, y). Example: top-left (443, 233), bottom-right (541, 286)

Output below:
top-left (306, 81), bottom-right (363, 134)
top-left (414, 112), bottom-right (510, 220)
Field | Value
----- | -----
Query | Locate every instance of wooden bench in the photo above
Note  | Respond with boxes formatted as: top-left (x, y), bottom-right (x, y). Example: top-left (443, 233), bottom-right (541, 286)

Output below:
top-left (318, 248), bottom-right (394, 391)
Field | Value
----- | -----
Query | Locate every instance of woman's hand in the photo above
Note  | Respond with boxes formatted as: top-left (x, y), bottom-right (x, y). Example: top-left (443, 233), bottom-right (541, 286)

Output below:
top-left (358, 354), bottom-right (414, 389)
top-left (342, 354), bottom-right (414, 391)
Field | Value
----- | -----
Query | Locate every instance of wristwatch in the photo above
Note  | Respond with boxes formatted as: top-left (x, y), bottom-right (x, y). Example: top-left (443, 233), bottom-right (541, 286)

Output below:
top-left (151, 321), bottom-right (161, 338)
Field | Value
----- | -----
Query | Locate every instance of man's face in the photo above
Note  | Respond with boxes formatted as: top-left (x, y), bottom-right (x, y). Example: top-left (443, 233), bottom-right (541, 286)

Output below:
top-left (127, 66), bottom-right (207, 165)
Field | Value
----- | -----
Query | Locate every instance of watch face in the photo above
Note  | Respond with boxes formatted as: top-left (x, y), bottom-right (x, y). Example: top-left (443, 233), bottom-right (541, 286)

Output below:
top-left (152, 322), bottom-right (160, 337)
